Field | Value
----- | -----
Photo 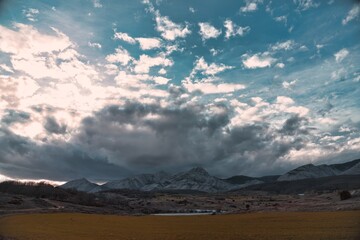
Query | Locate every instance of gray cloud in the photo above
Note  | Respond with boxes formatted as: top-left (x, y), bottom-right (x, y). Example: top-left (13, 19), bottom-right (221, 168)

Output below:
top-left (0, 128), bottom-right (130, 181)
top-left (0, 79), bottom-right (19, 108)
top-left (72, 102), bottom-right (312, 177)
top-left (1, 109), bottom-right (31, 125)
top-left (317, 100), bottom-right (334, 116)
top-left (1, 100), bottom-right (359, 181)
top-left (280, 114), bottom-right (308, 135)
top-left (44, 116), bottom-right (67, 134)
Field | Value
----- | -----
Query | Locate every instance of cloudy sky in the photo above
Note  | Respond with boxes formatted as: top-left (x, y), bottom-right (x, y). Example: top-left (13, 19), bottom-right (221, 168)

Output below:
top-left (0, 0), bottom-right (359, 182)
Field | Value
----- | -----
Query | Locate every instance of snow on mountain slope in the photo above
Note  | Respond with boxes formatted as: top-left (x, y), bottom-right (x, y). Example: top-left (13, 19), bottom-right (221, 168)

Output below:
top-left (104, 167), bottom-right (237, 193)
top-left (277, 164), bottom-right (341, 181)
top-left (61, 159), bottom-right (359, 192)
top-left (103, 171), bottom-right (171, 191)
top-left (163, 167), bottom-right (235, 193)
top-left (61, 169), bottom-right (267, 193)
top-left (60, 178), bottom-right (99, 192)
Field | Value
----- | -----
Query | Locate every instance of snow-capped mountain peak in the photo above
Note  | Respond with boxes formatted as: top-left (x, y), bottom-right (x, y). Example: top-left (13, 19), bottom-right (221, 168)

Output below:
top-left (60, 178), bottom-right (99, 192)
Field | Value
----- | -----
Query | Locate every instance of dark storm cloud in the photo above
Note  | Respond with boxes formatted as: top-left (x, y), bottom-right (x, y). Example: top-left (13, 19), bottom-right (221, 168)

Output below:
top-left (280, 114), bottom-right (308, 135)
top-left (73, 102), bottom-right (311, 177)
top-left (75, 102), bottom-right (217, 171)
top-left (0, 128), bottom-right (130, 181)
top-left (1, 109), bottom-right (30, 125)
top-left (2, 100), bottom-right (357, 181)
top-left (206, 121), bottom-right (310, 176)
top-left (44, 116), bottom-right (67, 134)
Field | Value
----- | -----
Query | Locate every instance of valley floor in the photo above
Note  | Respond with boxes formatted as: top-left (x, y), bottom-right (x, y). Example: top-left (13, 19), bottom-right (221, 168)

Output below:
top-left (0, 211), bottom-right (359, 240)
top-left (1, 190), bottom-right (360, 216)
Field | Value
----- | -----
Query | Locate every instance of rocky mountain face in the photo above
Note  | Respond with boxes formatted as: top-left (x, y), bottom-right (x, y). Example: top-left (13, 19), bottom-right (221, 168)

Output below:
top-left (61, 159), bottom-right (360, 193)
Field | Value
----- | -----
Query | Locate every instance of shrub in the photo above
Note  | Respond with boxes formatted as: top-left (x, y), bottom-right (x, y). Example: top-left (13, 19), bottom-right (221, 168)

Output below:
top-left (339, 190), bottom-right (351, 200)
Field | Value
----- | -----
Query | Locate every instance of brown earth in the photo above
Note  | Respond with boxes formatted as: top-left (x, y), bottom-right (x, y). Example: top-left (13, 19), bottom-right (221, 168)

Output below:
top-left (0, 211), bottom-right (359, 240)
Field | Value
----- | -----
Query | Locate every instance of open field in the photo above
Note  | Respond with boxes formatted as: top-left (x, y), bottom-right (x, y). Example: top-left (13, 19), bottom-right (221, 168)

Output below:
top-left (0, 211), bottom-right (359, 240)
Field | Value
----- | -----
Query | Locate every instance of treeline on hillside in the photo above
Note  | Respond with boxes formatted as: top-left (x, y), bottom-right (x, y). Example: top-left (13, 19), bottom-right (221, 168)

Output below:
top-left (0, 181), bottom-right (102, 207)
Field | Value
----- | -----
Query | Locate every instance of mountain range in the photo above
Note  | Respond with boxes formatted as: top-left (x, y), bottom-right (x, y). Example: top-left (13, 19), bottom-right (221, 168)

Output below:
top-left (61, 159), bottom-right (360, 193)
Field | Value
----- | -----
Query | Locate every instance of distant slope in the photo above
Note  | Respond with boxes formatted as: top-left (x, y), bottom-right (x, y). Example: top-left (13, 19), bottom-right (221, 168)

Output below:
top-left (341, 162), bottom-right (360, 175)
top-left (258, 175), bottom-right (281, 183)
top-left (224, 175), bottom-right (280, 185)
top-left (277, 164), bottom-right (340, 181)
top-left (224, 175), bottom-right (255, 185)
top-left (277, 159), bottom-right (360, 182)
top-left (241, 175), bottom-right (360, 194)
top-left (330, 159), bottom-right (360, 172)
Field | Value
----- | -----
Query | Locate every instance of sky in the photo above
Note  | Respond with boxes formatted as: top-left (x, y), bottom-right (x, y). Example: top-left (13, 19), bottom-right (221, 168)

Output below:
top-left (0, 0), bottom-right (359, 182)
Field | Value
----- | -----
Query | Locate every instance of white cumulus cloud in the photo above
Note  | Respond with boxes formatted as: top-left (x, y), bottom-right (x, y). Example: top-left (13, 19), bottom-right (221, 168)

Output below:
top-left (93, 0), bottom-right (103, 8)
top-left (106, 47), bottom-right (133, 65)
top-left (113, 31), bottom-right (137, 44)
top-left (183, 80), bottom-right (245, 94)
top-left (274, 16), bottom-right (287, 25)
top-left (282, 79), bottom-right (297, 89)
top-left (133, 54), bottom-right (173, 74)
top-left (193, 57), bottom-right (233, 76)
top-left (342, 5), bottom-right (360, 25)
top-left (23, 8), bottom-right (39, 22)
top-left (88, 41), bottom-right (102, 49)
top-left (155, 12), bottom-right (191, 41)
top-left (143, 1), bottom-right (191, 41)
top-left (153, 76), bottom-right (170, 85)
top-left (276, 96), bottom-right (295, 105)
top-left (334, 48), bottom-right (349, 63)
top-left (242, 53), bottom-right (276, 69)
top-left (198, 22), bottom-right (222, 41)
top-left (270, 40), bottom-right (296, 51)
top-left (135, 37), bottom-right (162, 50)
top-left (294, 0), bottom-right (320, 11)
top-left (0, 24), bottom-right (72, 56)
top-left (224, 19), bottom-right (250, 39)
top-left (240, 1), bottom-right (259, 12)
top-left (275, 63), bottom-right (285, 68)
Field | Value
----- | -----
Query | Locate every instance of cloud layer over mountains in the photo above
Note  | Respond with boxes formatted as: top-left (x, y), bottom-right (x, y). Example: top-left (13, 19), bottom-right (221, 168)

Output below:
top-left (0, 0), bottom-right (359, 181)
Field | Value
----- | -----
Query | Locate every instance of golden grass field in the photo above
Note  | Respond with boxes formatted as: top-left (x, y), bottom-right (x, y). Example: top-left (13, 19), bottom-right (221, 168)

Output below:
top-left (0, 211), bottom-right (359, 240)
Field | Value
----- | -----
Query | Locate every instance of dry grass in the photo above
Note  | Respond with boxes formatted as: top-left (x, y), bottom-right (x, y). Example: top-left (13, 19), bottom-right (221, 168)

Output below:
top-left (0, 211), bottom-right (359, 240)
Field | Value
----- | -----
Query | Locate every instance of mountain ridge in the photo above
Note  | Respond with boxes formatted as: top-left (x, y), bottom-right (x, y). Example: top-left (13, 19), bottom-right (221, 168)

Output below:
top-left (61, 159), bottom-right (360, 193)
top-left (277, 159), bottom-right (360, 181)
